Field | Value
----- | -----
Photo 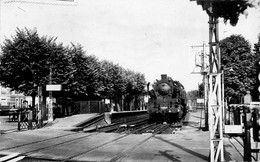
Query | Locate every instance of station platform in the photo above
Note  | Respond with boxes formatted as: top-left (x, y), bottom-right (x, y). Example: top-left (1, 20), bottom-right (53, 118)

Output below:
top-left (0, 110), bottom-right (245, 161)
top-left (43, 113), bottom-right (99, 130)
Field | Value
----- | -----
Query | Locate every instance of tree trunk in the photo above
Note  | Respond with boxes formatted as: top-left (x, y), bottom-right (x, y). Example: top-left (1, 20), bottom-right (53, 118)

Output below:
top-left (62, 92), bottom-right (67, 116)
top-left (42, 94), bottom-right (47, 121)
top-left (115, 97), bottom-right (121, 112)
top-left (31, 94), bottom-right (36, 109)
top-left (121, 95), bottom-right (124, 111)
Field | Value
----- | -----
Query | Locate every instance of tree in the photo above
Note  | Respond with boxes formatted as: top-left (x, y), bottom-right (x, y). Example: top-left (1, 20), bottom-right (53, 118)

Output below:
top-left (254, 34), bottom-right (260, 56)
top-left (0, 28), bottom-right (67, 108)
top-left (0, 27), bottom-right (148, 113)
top-left (124, 70), bottom-right (146, 110)
top-left (99, 60), bottom-right (118, 100)
top-left (220, 34), bottom-right (255, 103)
top-left (196, 1), bottom-right (254, 26)
top-left (65, 44), bottom-right (101, 100)
top-left (98, 61), bottom-right (146, 111)
top-left (252, 34), bottom-right (260, 101)
top-left (187, 90), bottom-right (200, 100)
top-left (186, 83), bottom-right (203, 100)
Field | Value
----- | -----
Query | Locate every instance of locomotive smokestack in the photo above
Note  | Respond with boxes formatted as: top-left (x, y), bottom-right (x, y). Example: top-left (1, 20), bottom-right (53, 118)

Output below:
top-left (161, 74), bottom-right (167, 80)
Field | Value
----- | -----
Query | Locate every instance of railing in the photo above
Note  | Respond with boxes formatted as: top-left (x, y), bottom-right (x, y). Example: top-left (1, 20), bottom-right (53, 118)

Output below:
top-left (224, 104), bottom-right (260, 162)
top-left (226, 104), bottom-right (243, 125)
top-left (17, 109), bottom-right (43, 131)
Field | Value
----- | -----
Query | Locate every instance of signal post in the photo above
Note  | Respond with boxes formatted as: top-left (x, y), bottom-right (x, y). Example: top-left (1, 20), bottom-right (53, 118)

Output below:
top-left (191, 0), bottom-right (255, 161)
top-left (191, 42), bottom-right (209, 131)
top-left (191, 1), bottom-right (225, 161)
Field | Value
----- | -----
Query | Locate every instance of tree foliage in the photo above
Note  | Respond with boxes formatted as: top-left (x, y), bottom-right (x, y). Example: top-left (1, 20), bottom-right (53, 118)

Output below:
top-left (254, 34), bottom-right (260, 55)
top-left (0, 27), bottom-right (146, 105)
top-left (64, 44), bottom-right (101, 99)
top-left (187, 90), bottom-right (199, 100)
top-left (0, 28), bottom-right (63, 96)
top-left (196, 0), bottom-right (254, 26)
top-left (220, 34), bottom-right (255, 103)
top-left (187, 83), bottom-right (204, 100)
top-left (252, 34), bottom-right (260, 101)
top-left (99, 61), bottom-right (146, 103)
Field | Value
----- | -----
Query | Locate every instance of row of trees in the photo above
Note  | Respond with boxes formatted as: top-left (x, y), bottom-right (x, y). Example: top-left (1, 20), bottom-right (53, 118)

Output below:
top-left (2, 29), bottom-right (259, 108)
top-left (187, 83), bottom-right (204, 100)
top-left (221, 34), bottom-right (260, 103)
top-left (187, 34), bottom-right (260, 104)
top-left (0, 28), bottom-right (146, 110)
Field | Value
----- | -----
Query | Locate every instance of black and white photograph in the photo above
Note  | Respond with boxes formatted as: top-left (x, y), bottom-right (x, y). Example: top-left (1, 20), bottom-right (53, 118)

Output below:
top-left (0, 0), bottom-right (260, 161)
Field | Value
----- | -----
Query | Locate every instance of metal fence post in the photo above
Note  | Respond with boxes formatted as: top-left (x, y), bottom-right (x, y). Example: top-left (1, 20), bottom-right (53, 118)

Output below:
top-left (38, 110), bottom-right (42, 128)
top-left (243, 106), bottom-right (252, 162)
top-left (18, 111), bottom-right (21, 131)
top-left (28, 110), bottom-right (33, 130)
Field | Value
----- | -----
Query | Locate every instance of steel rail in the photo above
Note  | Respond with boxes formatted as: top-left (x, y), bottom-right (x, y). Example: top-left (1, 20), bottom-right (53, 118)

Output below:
top-left (0, 131), bottom-right (78, 151)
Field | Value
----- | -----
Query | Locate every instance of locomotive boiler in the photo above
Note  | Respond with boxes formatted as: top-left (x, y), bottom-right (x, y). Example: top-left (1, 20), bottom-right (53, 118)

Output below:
top-left (147, 74), bottom-right (187, 123)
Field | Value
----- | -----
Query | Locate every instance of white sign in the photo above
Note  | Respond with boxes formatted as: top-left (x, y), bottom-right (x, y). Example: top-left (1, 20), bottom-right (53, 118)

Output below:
top-left (105, 99), bottom-right (110, 104)
top-left (46, 84), bottom-right (62, 91)
top-left (197, 98), bottom-right (204, 103)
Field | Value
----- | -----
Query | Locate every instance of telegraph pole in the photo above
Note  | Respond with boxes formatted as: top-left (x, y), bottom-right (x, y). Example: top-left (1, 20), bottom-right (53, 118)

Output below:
top-left (191, 42), bottom-right (209, 130)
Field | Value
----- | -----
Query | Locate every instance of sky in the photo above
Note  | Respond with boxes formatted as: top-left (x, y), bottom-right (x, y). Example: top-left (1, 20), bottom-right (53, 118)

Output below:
top-left (0, 0), bottom-right (259, 91)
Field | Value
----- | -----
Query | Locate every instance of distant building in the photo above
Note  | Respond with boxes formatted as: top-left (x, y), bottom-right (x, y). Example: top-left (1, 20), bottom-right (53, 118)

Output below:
top-left (0, 85), bottom-right (26, 109)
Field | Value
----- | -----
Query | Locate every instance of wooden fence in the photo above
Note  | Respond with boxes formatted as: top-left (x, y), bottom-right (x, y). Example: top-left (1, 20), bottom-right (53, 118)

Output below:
top-left (75, 101), bottom-right (108, 114)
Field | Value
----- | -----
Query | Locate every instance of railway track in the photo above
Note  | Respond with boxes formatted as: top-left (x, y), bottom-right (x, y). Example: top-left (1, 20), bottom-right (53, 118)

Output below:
top-left (130, 121), bottom-right (183, 134)
top-left (1, 132), bottom-right (101, 161)
top-left (82, 115), bottom-right (183, 135)
top-left (0, 111), bottom-right (185, 161)
top-left (82, 113), bottom-right (150, 132)
top-left (0, 128), bottom-right (18, 134)
top-left (1, 120), bottom-right (183, 161)
top-left (64, 124), bottom-right (177, 161)
top-left (0, 131), bottom-right (80, 151)
top-left (5, 131), bottom-right (151, 161)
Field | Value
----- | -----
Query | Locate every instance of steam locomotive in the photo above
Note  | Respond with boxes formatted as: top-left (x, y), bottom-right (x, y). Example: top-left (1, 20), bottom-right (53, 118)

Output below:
top-left (147, 74), bottom-right (187, 123)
